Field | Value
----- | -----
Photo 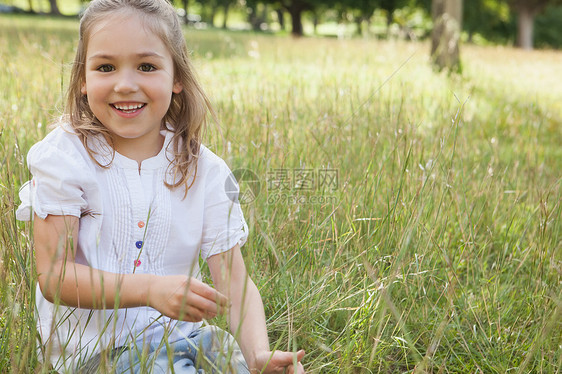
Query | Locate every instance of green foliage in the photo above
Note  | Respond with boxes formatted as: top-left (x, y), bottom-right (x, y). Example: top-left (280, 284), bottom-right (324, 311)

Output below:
top-left (1, 14), bottom-right (561, 373)
top-left (507, 0), bottom-right (562, 11)
top-left (535, 4), bottom-right (562, 48)
top-left (464, 0), bottom-right (512, 43)
top-left (506, 0), bottom-right (562, 48)
top-left (5, 0), bottom-right (562, 48)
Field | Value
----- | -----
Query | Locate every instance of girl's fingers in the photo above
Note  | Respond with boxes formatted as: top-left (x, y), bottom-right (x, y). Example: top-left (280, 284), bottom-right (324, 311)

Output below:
top-left (170, 278), bottom-right (229, 321)
top-left (189, 278), bottom-right (229, 307)
top-left (172, 298), bottom-right (215, 322)
top-left (185, 291), bottom-right (221, 316)
top-left (151, 275), bottom-right (227, 321)
top-left (255, 349), bottom-right (306, 373)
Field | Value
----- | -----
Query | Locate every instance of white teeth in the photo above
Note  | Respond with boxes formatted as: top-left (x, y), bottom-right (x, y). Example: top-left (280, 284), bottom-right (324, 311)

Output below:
top-left (113, 103), bottom-right (144, 110)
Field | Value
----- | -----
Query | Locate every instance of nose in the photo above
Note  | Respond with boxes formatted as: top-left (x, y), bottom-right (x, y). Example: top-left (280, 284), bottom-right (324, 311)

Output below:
top-left (113, 70), bottom-right (139, 94)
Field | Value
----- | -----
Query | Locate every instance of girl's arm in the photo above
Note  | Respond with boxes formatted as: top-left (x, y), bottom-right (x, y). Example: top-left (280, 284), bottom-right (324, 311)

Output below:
top-left (207, 245), bottom-right (305, 374)
top-left (34, 214), bottom-right (227, 321)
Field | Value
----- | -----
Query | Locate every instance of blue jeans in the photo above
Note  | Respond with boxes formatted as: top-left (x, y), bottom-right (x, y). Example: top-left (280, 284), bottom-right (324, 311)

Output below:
top-left (80, 326), bottom-right (249, 373)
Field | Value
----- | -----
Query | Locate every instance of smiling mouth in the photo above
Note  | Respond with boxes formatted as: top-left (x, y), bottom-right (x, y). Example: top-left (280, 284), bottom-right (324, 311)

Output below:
top-left (111, 103), bottom-right (146, 113)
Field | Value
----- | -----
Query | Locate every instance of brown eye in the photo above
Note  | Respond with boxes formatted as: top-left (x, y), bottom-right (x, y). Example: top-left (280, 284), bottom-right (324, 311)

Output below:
top-left (139, 63), bottom-right (156, 72)
top-left (97, 64), bottom-right (114, 73)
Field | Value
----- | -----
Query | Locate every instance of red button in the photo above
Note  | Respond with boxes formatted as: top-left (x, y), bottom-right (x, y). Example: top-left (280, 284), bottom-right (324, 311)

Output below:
top-left (138, 221), bottom-right (145, 228)
top-left (134, 259), bottom-right (141, 267)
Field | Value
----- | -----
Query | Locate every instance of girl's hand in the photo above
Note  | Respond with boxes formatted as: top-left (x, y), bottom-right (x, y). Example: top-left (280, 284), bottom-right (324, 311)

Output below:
top-left (147, 275), bottom-right (229, 322)
top-left (252, 349), bottom-right (305, 374)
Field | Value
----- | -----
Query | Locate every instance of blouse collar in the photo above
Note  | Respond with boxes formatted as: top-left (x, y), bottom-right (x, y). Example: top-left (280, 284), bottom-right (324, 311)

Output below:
top-left (90, 129), bottom-right (175, 171)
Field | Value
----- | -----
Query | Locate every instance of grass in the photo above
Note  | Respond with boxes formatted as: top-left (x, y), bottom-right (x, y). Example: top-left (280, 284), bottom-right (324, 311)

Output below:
top-left (1, 13), bottom-right (561, 373)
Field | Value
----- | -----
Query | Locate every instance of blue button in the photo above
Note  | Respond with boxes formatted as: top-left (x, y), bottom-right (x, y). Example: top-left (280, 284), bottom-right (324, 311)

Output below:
top-left (135, 241), bottom-right (143, 249)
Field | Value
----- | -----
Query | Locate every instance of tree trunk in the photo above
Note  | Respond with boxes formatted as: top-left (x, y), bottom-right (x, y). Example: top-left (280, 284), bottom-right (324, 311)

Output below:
top-left (386, 9), bottom-right (393, 33)
top-left (313, 13), bottom-right (319, 35)
top-left (48, 0), bottom-right (61, 15)
top-left (430, 0), bottom-right (463, 72)
top-left (182, 0), bottom-right (189, 24)
top-left (276, 9), bottom-right (285, 31)
top-left (248, 3), bottom-right (268, 31)
top-left (248, 8), bottom-right (261, 31)
top-left (516, 6), bottom-right (535, 50)
top-left (260, 4), bottom-right (269, 30)
top-left (288, 6), bottom-right (304, 36)
top-left (356, 17), bottom-right (363, 36)
top-left (210, 4), bottom-right (218, 27)
top-left (222, 3), bottom-right (230, 29)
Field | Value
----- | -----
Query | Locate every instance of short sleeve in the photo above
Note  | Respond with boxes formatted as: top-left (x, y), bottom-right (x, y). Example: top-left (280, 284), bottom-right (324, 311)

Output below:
top-left (16, 140), bottom-right (90, 221)
top-left (199, 157), bottom-right (248, 259)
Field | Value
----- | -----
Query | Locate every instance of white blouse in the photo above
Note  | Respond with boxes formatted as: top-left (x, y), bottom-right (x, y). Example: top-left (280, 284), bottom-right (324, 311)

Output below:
top-left (16, 124), bottom-right (248, 371)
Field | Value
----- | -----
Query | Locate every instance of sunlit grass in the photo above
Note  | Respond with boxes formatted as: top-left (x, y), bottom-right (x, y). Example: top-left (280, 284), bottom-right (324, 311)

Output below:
top-left (1, 14), bottom-right (561, 373)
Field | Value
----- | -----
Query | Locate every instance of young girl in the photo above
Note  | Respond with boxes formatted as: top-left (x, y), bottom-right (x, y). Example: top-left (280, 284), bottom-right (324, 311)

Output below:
top-left (16, 0), bottom-right (305, 372)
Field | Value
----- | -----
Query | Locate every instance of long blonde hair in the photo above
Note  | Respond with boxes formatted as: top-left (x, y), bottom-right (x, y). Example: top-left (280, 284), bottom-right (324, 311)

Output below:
top-left (67, 0), bottom-right (214, 193)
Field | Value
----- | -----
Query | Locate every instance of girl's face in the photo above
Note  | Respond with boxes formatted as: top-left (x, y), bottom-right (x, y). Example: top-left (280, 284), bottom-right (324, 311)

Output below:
top-left (81, 11), bottom-right (182, 160)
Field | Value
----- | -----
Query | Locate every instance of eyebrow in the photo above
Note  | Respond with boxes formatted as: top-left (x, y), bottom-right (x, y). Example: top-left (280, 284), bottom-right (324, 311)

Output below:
top-left (88, 52), bottom-right (166, 61)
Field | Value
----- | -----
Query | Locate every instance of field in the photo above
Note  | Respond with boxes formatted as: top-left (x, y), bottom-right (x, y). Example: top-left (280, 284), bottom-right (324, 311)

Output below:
top-left (1, 14), bottom-right (561, 373)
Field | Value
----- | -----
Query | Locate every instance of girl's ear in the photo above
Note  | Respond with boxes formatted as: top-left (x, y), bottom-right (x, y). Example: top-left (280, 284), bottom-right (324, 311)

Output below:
top-left (81, 82), bottom-right (87, 95)
top-left (172, 81), bottom-right (183, 94)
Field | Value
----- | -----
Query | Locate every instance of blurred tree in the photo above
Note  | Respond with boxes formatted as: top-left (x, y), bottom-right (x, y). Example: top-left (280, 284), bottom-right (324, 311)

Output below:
top-left (193, 0), bottom-right (235, 27)
top-left (463, 0), bottom-right (510, 43)
top-left (340, 0), bottom-right (378, 36)
top-left (217, 0), bottom-right (236, 28)
top-left (260, 0), bottom-right (336, 36)
top-left (379, 0), bottom-right (410, 32)
top-left (414, 0), bottom-right (432, 14)
top-left (198, 0), bottom-right (220, 25)
top-left (508, 0), bottom-right (562, 49)
top-left (246, 0), bottom-right (268, 31)
top-left (309, 2), bottom-right (335, 35)
top-left (430, 0), bottom-right (462, 71)
top-left (275, 7), bottom-right (286, 30)
top-left (49, 0), bottom-right (61, 15)
top-left (181, 0), bottom-right (189, 24)
top-left (534, 4), bottom-right (562, 48)
top-left (281, 0), bottom-right (314, 36)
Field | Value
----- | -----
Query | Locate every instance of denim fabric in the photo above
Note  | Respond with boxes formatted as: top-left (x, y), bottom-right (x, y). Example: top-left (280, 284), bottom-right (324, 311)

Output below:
top-left (79, 326), bottom-right (249, 373)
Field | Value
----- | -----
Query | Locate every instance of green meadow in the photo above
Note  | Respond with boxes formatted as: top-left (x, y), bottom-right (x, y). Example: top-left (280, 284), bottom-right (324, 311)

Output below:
top-left (1, 14), bottom-right (561, 373)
